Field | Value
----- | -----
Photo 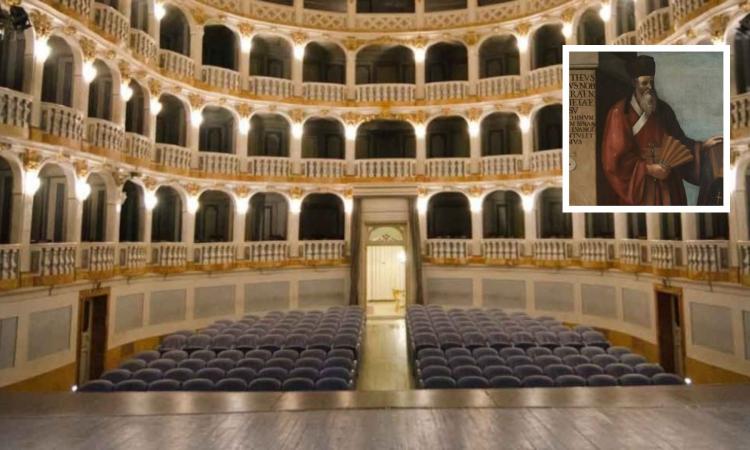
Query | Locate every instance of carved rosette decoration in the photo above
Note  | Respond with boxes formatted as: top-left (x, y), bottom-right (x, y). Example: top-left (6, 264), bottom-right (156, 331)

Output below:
top-left (236, 103), bottom-right (253, 119)
top-left (29, 10), bottom-right (53, 38)
top-left (23, 149), bottom-right (41, 171)
top-left (74, 160), bottom-right (88, 178)
top-left (289, 186), bottom-right (304, 199)
top-left (290, 109), bottom-right (305, 124)
top-left (188, 94), bottom-right (204, 110)
top-left (148, 79), bottom-right (162, 97)
top-left (79, 37), bottom-right (96, 62)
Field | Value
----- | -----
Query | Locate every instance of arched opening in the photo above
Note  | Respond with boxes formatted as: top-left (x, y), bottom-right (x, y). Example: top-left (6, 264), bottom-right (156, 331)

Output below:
top-left (479, 36), bottom-right (519, 78)
top-left (535, 104), bottom-right (562, 151)
top-left (0, 157), bottom-right (15, 243)
top-left (30, 164), bottom-right (70, 243)
top-left (426, 42), bottom-right (468, 83)
top-left (537, 188), bottom-right (571, 238)
top-left (152, 186), bottom-right (182, 242)
top-left (155, 94), bottom-right (187, 146)
top-left (195, 191), bottom-right (233, 242)
top-left (125, 81), bottom-right (147, 135)
top-left (425, 0), bottom-right (466, 12)
top-left (303, 42), bottom-right (345, 84)
top-left (481, 112), bottom-right (522, 156)
top-left (303, 118), bottom-right (344, 159)
top-left (733, 15), bottom-right (750, 94)
top-left (697, 213), bottom-right (729, 240)
top-left (81, 173), bottom-right (108, 242)
top-left (659, 213), bottom-right (682, 240)
top-left (532, 24), bottom-right (565, 69)
top-left (250, 35), bottom-right (291, 79)
top-left (615, 0), bottom-right (635, 36)
top-left (87, 60), bottom-right (114, 120)
top-left (248, 113), bottom-right (290, 157)
top-left (355, 45), bottom-right (415, 84)
top-left (577, 9), bottom-right (606, 45)
top-left (483, 191), bottom-right (524, 238)
top-left (299, 194), bottom-right (344, 240)
top-left (202, 25), bottom-right (237, 71)
top-left (130, 0), bottom-right (150, 33)
top-left (0, 23), bottom-right (26, 92)
top-left (627, 213), bottom-right (647, 239)
top-left (119, 181), bottom-right (143, 242)
top-left (199, 106), bottom-right (235, 154)
top-left (585, 213), bottom-right (614, 238)
top-left (41, 37), bottom-right (75, 107)
top-left (247, 193), bottom-right (288, 241)
top-left (305, 0), bottom-right (346, 12)
top-left (356, 120), bottom-right (415, 158)
top-left (427, 192), bottom-right (471, 239)
top-left (159, 5), bottom-right (190, 55)
top-left (427, 117), bottom-right (469, 158)
top-left (356, 0), bottom-right (414, 13)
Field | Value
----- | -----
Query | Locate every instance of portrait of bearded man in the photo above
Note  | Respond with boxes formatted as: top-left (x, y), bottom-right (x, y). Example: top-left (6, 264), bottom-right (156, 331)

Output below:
top-left (600, 55), bottom-right (723, 206)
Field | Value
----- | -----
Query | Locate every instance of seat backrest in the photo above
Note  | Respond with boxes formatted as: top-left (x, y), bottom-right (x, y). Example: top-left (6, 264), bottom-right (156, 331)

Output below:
top-left (620, 353), bottom-right (648, 367)
top-left (227, 367), bottom-right (257, 384)
top-left (420, 365), bottom-right (452, 379)
top-left (288, 367), bottom-right (320, 380)
top-left (619, 373), bottom-right (651, 386)
top-left (521, 375), bottom-right (555, 387)
top-left (195, 367), bottom-right (225, 383)
top-left (452, 365), bottom-right (483, 379)
top-left (482, 365), bottom-right (513, 379)
top-left (190, 350), bottom-right (217, 362)
top-left (544, 363), bottom-right (574, 379)
top-left (283, 377), bottom-right (316, 391)
top-left (215, 378), bottom-right (248, 391)
top-left (245, 349), bottom-right (273, 361)
top-left (115, 379), bottom-right (148, 391)
top-left (472, 347), bottom-right (498, 359)
top-left (604, 363), bottom-right (633, 378)
top-left (319, 367), bottom-right (351, 381)
top-left (555, 374), bottom-right (586, 387)
top-left (444, 347), bottom-right (472, 359)
top-left (423, 376), bottom-right (456, 389)
top-left (218, 349), bottom-right (245, 362)
top-left (580, 346), bottom-right (606, 359)
top-left (563, 354), bottom-right (590, 367)
top-left (489, 375), bottom-right (522, 388)
top-left (134, 350), bottom-right (161, 363)
top-left (164, 368), bottom-right (195, 382)
top-left (162, 350), bottom-right (189, 362)
top-left (506, 355), bottom-right (533, 368)
top-left (300, 349), bottom-right (328, 360)
top-left (527, 347), bottom-right (552, 358)
top-left (266, 357), bottom-right (295, 371)
top-left (315, 377), bottom-right (350, 391)
top-left (100, 369), bottom-right (132, 384)
top-left (499, 347), bottom-right (526, 359)
top-left (132, 368), bottom-right (163, 383)
top-left (587, 374), bottom-right (618, 387)
top-left (513, 364), bottom-right (543, 379)
top-left (148, 358), bottom-right (177, 372)
top-left (274, 349), bottom-right (300, 361)
top-left (295, 357), bottom-right (324, 369)
top-left (553, 346), bottom-right (579, 359)
top-left (178, 358), bottom-right (207, 371)
top-left (635, 363), bottom-right (665, 378)
top-left (149, 379), bottom-right (181, 391)
top-left (456, 376), bottom-right (489, 388)
top-left (534, 355), bottom-right (562, 368)
top-left (248, 377), bottom-right (283, 391)
top-left (575, 363), bottom-right (604, 379)
top-left (120, 359), bottom-right (146, 372)
top-left (182, 378), bottom-right (215, 391)
top-left (80, 380), bottom-right (114, 392)
top-left (258, 367), bottom-right (289, 381)
top-left (591, 354), bottom-right (618, 368)
top-left (447, 355), bottom-right (475, 369)
top-left (651, 373), bottom-right (683, 385)
top-left (207, 358), bottom-right (236, 372)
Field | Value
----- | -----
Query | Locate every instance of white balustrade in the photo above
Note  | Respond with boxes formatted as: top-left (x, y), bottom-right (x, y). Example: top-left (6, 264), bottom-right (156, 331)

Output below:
top-left (424, 9), bottom-right (469, 29)
top-left (303, 83), bottom-right (346, 102)
top-left (198, 152), bottom-right (240, 175)
top-left (250, 1), bottom-right (295, 23)
top-left (650, 240), bottom-right (683, 270)
top-left (612, 31), bottom-right (637, 46)
top-left (532, 240), bottom-right (572, 262)
top-left (40, 102), bottom-right (84, 141)
top-left (302, 9), bottom-right (347, 29)
top-left (302, 159), bottom-right (346, 178)
top-left (638, 7), bottom-right (672, 44)
top-left (526, 64), bottom-right (562, 92)
top-left (579, 239), bottom-right (614, 264)
top-left (201, 66), bottom-right (241, 91)
top-left (129, 29), bottom-right (157, 62)
top-left (355, 159), bottom-right (416, 178)
top-left (731, 92), bottom-right (750, 135)
top-left (0, 87), bottom-right (32, 130)
top-left (155, 143), bottom-right (192, 171)
top-left (685, 240), bottom-right (728, 274)
top-left (247, 76), bottom-right (294, 97)
top-left (481, 155), bottom-right (523, 176)
top-left (93, 3), bottom-right (129, 43)
top-left (246, 156), bottom-right (290, 177)
top-left (119, 243), bottom-right (148, 270)
top-left (159, 49), bottom-right (195, 79)
top-left (477, 75), bottom-right (522, 98)
top-left (482, 239), bottom-right (523, 261)
top-left (193, 243), bottom-right (236, 265)
top-left (301, 240), bottom-right (345, 261)
top-left (30, 243), bottom-right (77, 277)
top-left (243, 241), bottom-right (289, 262)
top-left (124, 132), bottom-right (153, 160)
top-left (0, 244), bottom-right (20, 281)
top-left (151, 243), bottom-right (188, 268)
top-left (425, 81), bottom-right (470, 101)
top-left (355, 84), bottom-right (416, 103)
top-left (86, 118), bottom-right (124, 152)
top-left (426, 239), bottom-right (470, 260)
top-left (618, 239), bottom-right (646, 266)
top-left (55, 0), bottom-right (91, 17)
top-left (426, 158), bottom-right (471, 178)
top-left (671, 0), bottom-right (715, 26)
top-left (80, 242), bottom-right (116, 273)
top-left (477, 0), bottom-right (521, 22)
top-left (354, 13), bottom-right (416, 31)
top-left (739, 241), bottom-right (750, 280)
top-left (530, 149), bottom-right (562, 173)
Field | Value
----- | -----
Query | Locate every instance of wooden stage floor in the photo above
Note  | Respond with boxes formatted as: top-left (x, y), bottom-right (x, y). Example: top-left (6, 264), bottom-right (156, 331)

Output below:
top-left (1, 384), bottom-right (750, 449)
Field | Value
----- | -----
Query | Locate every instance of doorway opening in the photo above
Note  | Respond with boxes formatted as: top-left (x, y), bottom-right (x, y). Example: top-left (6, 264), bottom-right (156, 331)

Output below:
top-left (655, 286), bottom-right (686, 376)
top-left (365, 224), bottom-right (406, 317)
top-left (76, 290), bottom-right (109, 386)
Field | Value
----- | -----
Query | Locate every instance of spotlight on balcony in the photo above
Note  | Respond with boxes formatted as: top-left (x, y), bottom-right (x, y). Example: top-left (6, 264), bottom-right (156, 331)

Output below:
top-left (293, 44), bottom-right (305, 61)
top-left (240, 36), bottom-right (253, 53)
top-left (154, 3), bottom-right (166, 21)
top-left (345, 124), bottom-right (357, 141)
top-left (516, 35), bottom-right (528, 52)
top-left (75, 178), bottom-right (92, 201)
top-left (191, 109), bottom-right (204, 127)
top-left (144, 191), bottom-right (158, 210)
top-left (120, 83), bottom-right (133, 102)
top-left (150, 98), bottom-right (162, 115)
top-left (522, 193), bottom-right (535, 212)
top-left (34, 38), bottom-right (51, 62)
top-left (519, 115), bottom-right (531, 133)
top-left (413, 47), bottom-right (426, 63)
top-left (24, 171), bottom-right (41, 196)
top-left (83, 61), bottom-right (98, 83)
top-left (239, 117), bottom-right (251, 135)
top-left (187, 196), bottom-right (200, 214)
top-left (599, 3), bottom-right (611, 22)
top-left (292, 122), bottom-right (303, 139)
top-left (562, 22), bottom-right (573, 38)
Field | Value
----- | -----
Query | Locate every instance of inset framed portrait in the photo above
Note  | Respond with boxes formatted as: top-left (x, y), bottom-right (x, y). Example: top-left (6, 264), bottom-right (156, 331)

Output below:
top-left (562, 45), bottom-right (730, 213)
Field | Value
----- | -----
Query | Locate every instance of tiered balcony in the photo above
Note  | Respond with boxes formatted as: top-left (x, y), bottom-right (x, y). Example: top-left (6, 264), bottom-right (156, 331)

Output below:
top-left (246, 156), bottom-right (291, 177)
top-left (159, 49), bottom-right (195, 80)
top-left (303, 83), bottom-right (346, 102)
top-left (150, 243), bottom-right (189, 269)
top-left (86, 118), bottom-right (124, 152)
top-left (526, 65), bottom-right (562, 92)
top-left (302, 9), bottom-right (347, 29)
top-left (301, 240), bottom-right (345, 261)
top-left (198, 152), bottom-right (240, 175)
top-left (579, 239), bottom-right (615, 268)
top-left (355, 159), bottom-right (416, 178)
top-left (0, 87), bottom-right (32, 132)
top-left (638, 7), bottom-right (672, 44)
top-left (649, 240), bottom-right (683, 273)
top-left (119, 243), bottom-right (148, 271)
top-left (155, 143), bottom-right (192, 171)
top-left (80, 242), bottom-right (117, 273)
top-left (129, 29), bottom-right (157, 63)
top-left (201, 66), bottom-right (241, 91)
top-left (242, 241), bottom-right (289, 263)
top-left (124, 132), bottom-right (153, 160)
top-left (39, 102), bottom-right (84, 142)
top-left (29, 243), bottom-right (77, 278)
top-left (92, 2), bottom-right (129, 43)
top-left (247, 76), bottom-right (293, 97)
top-left (54, 0), bottom-right (91, 17)
top-left (302, 159), bottom-right (346, 178)
top-left (425, 158), bottom-right (471, 178)
top-left (740, 241), bottom-right (750, 284)
top-left (477, 75), bottom-right (522, 98)
top-left (424, 8), bottom-right (469, 29)
top-left (685, 240), bottom-right (728, 278)
top-left (193, 243), bottom-right (235, 266)
top-left (482, 239), bottom-right (523, 263)
top-left (612, 31), bottom-right (638, 46)
top-left (426, 239), bottom-right (471, 261)
top-left (0, 244), bottom-right (20, 283)
top-left (671, 0), bottom-right (717, 27)
top-left (532, 239), bottom-right (573, 264)
top-left (251, 0), bottom-right (295, 23)
top-left (355, 84), bottom-right (415, 103)
top-left (425, 81), bottom-right (469, 102)
top-left (481, 154), bottom-right (523, 177)
top-left (354, 13), bottom-right (415, 31)
top-left (618, 239), bottom-right (648, 269)
top-left (730, 92), bottom-right (750, 137)
top-left (529, 149), bottom-right (562, 173)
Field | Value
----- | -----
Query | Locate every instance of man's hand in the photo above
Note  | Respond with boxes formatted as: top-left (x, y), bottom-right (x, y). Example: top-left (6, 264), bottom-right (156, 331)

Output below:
top-left (704, 135), bottom-right (723, 148)
top-left (647, 163), bottom-right (670, 180)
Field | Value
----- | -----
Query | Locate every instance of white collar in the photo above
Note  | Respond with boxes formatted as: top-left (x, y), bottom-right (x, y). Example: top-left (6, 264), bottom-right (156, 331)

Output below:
top-left (630, 95), bottom-right (649, 136)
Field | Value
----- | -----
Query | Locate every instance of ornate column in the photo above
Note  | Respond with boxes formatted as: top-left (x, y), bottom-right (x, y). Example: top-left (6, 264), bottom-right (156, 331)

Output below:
top-left (343, 190), bottom-right (353, 257)
top-left (76, 38), bottom-right (97, 116)
top-left (613, 213), bottom-right (628, 258)
top-left (293, 0), bottom-right (304, 24)
top-left (572, 213), bottom-right (586, 257)
top-left (236, 103), bottom-right (252, 159)
top-left (287, 187), bottom-right (302, 258)
top-left (115, 62), bottom-right (131, 127)
top-left (291, 32), bottom-right (306, 97)
top-left (238, 25), bottom-right (253, 92)
top-left (467, 0), bottom-right (478, 23)
top-left (146, 79), bottom-right (161, 142)
top-left (469, 187), bottom-right (483, 257)
top-left (183, 183), bottom-right (199, 247)
top-left (416, 0), bottom-right (425, 29)
top-left (516, 24), bottom-right (531, 79)
top-left (187, 94), bottom-right (203, 168)
top-left (233, 187), bottom-right (250, 254)
top-left (518, 103), bottom-right (534, 170)
top-left (413, 112), bottom-right (427, 176)
top-left (467, 108), bottom-right (482, 175)
top-left (345, 41), bottom-right (357, 101)
top-left (681, 213), bottom-right (698, 241)
top-left (346, 0), bottom-right (356, 29)
top-left (521, 185), bottom-right (538, 257)
top-left (27, 11), bottom-right (52, 128)
top-left (646, 213), bottom-right (660, 239)
top-left (342, 113), bottom-right (359, 176)
top-left (18, 150), bottom-right (41, 271)
top-left (140, 177), bottom-right (155, 244)
top-left (466, 32), bottom-right (479, 97)
top-left (68, 161), bottom-right (87, 245)
top-left (417, 188), bottom-right (429, 256)
top-left (189, 23), bottom-right (204, 80)
top-left (413, 37), bottom-right (427, 100)
top-left (289, 109), bottom-right (304, 175)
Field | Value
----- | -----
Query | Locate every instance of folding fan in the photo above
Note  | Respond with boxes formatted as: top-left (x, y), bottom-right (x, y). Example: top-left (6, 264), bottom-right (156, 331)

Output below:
top-left (657, 135), bottom-right (693, 169)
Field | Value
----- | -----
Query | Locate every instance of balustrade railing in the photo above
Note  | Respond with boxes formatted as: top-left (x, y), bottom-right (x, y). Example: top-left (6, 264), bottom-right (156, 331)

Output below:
top-left (129, 29), bottom-right (157, 62)
top-left (355, 84), bottom-right (415, 103)
top-left (481, 154), bottom-right (523, 176)
top-left (355, 159), bottom-right (416, 178)
top-left (302, 9), bottom-right (347, 29)
top-left (618, 239), bottom-right (647, 267)
top-left (303, 82), bottom-right (346, 102)
top-left (159, 49), bottom-right (195, 79)
top-left (482, 239), bottom-right (523, 262)
top-left (198, 152), bottom-right (240, 175)
top-left (124, 132), bottom-right (153, 160)
top-left (151, 243), bottom-right (188, 268)
top-left (671, 0), bottom-right (717, 26)
top-left (477, 75), bottom-right (522, 98)
top-left (301, 240), bottom-right (345, 261)
top-left (86, 118), bottom-right (124, 152)
top-left (731, 92), bottom-right (750, 136)
top-left (155, 143), bottom-right (192, 171)
top-left (30, 243), bottom-right (77, 277)
top-left (426, 158), bottom-right (471, 178)
top-left (0, 87), bottom-right (32, 131)
top-left (425, 81), bottom-right (469, 101)
top-left (638, 7), bottom-right (672, 44)
top-left (426, 239), bottom-right (470, 261)
top-left (740, 241), bottom-right (750, 282)
top-left (532, 239), bottom-right (573, 262)
top-left (612, 31), bottom-right (637, 45)
top-left (119, 243), bottom-right (148, 270)
top-left (246, 156), bottom-right (290, 177)
top-left (424, 8), bottom-right (469, 28)
top-left (92, 3), bottom-right (129, 42)
top-left (579, 239), bottom-right (615, 265)
top-left (354, 13), bottom-right (415, 31)
top-left (193, 243), bottom-right (236, 266)
top-left (80, 242), bottom-right (116, 273)
top-left (530, 149), bottom-right (562, 173)
top-left (242, 241), bottom-right (289, 263)
top-left (685, 240), bottom-right (728, 275)
top-left (650, 240), bottom-right (683, 271)
top-left (54, 0), bottom-right (91, 17)
top-left (251, 0), bottom-right (295, 23)
top-left (526, 65), bottom-right (562, 92)
top-left (0, 245), bottom-right (20, 281)
top-left (201, 66), bottom-right (241, 91)
top-left (302, 159), bottom-right (346, 178)
top-left (247, 76), bottom-right (294, 97)
top-left (40, 102), bottom-right (84, 141)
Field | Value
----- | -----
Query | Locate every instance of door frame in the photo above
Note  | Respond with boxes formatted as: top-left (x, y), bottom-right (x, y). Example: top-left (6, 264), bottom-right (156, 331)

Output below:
top-left (653, 284), bottom-right (687, 375)
top-left (75, 287), bottom-right (110, 385)
top-left (362, 222), bottom-right (409, 313)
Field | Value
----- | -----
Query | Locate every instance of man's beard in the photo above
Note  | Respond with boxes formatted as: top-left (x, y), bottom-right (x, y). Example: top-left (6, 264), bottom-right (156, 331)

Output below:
top-left (637, 90), bottom-right (657, 115)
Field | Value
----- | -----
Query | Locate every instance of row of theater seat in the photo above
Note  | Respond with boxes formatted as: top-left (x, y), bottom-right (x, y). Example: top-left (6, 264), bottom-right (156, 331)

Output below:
top-left (80, 307), bottom-right (364, 392)
top-left (407, 305), bottom-right (685, 389)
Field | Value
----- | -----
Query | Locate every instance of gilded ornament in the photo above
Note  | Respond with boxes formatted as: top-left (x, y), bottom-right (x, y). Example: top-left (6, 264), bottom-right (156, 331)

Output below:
top-left (80, 37), bottom-right (96, 61)
top-left (29, 10), bottom-right (53, 38)
top-left (188, 94), bottom-right (204, 109)
top-left (23, 150), bottom-right (41, 170)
